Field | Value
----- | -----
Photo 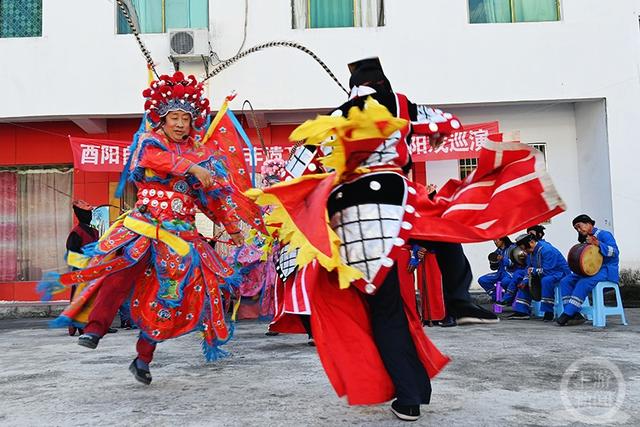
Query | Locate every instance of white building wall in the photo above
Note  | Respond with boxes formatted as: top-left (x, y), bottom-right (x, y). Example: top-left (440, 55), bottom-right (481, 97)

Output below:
top-left (1, 0), bottom-right (639, 268)
top-left (575, 100), bottom-right (614, 230)
top-left (427, 103), bottom-right (582, 282)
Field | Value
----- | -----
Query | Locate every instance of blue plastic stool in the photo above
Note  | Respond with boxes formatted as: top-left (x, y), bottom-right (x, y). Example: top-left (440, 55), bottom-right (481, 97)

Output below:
top-left (589, 281), bottom-right (628, 328)
top-left (581, 296), bottom-right (593, 321)
top-left (531, 300), bottom-right (543, 317)
top-left (554, 286), bottom-right (564, 318)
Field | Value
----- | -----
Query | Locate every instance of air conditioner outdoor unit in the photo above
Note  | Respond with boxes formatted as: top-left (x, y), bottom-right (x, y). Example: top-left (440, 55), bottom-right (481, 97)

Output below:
top-left (168, 29), bottom-right (209, 60)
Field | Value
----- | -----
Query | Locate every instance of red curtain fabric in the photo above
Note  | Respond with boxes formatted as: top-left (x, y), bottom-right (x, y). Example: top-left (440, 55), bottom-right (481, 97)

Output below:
top-left (0, 172), bottom-right (18, 281)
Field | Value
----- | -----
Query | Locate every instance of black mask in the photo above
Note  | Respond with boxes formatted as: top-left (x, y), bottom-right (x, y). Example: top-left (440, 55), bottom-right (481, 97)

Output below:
top-left (73, 205), bottom-right (93, 225)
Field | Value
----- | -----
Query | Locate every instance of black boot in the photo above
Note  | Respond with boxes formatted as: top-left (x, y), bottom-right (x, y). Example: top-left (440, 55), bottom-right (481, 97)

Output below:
top-left (390, 400), bottom-right (421, 421)
top-left (556, 313), bottom-right (571, 326)
top-left (566, 313), bottom-right (587, 326)
top-left (439, 314), bottom-right (457, 328)
top-left (454, 303), bottom-right (499, 325)
top-left (129, 359), bottom-right (152, 385)
top-left (543, 312), bottom-right (555, 322)
top-left (77, 334), bottom-right (100, 349)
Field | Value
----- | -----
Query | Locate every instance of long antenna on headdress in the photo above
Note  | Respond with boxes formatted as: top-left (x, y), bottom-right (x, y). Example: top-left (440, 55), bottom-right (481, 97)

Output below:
top-left (242, 100), bottom-right (268, 157)
top-left (202, 41), bottom-right (349, 95)
top-left (115, 0), bottom-right (160, 80)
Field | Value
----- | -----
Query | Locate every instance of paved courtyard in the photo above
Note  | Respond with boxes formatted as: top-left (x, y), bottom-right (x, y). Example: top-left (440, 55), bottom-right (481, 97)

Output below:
top-left (0, 309), bottom-right (638, 426)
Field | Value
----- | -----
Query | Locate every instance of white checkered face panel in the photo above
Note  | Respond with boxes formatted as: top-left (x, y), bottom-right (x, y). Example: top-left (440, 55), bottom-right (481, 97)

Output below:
top-left (330, 203), bottom-right (404, 283)
top-left (276, 244), bottom-right (299, 281)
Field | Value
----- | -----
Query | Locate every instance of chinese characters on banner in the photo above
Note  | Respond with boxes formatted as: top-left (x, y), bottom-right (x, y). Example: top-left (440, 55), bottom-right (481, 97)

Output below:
top-left (68, 121), bottom-right (500, 173)
top-left (242, 145), bottom-right (295, 171)
top-left (410, 121), bottom-right (500, 162)
top-left (241, 121), bottom-right (501, 170)
top-left (69, 137), bottom-right (131, 172)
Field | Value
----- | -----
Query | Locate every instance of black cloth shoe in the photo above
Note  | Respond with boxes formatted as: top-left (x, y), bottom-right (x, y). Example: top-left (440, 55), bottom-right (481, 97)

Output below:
top-left (567, 313), bottom-right (587, 326)
top-left (264, 331), bottom-right (279, 336)
top-left (129, 359), bottom-right (152, 385)
top-left (455, 304), bottom-right (499, 325)
top-left (307, 338), bottom-right (316, 347)
top-left (77, 334), bottom-right (100, 349)
top-left (106, 327), bottom-right (118, 334)
top-left (439, 315), bottom-right (457, 328)
top-left (120, 320), bottom-right (131, 329)
top-left (507, 312), bottom-right (530, 320)
top-left (390, 400), bottom-right (420, 421)
top-left (556, 313), bottom-right (571, 326)
top-left (496, 299), bottom-right (512, 307)
top-left (543, 312), bottom-right (555, 322)
top-left (68, 326), bottom-right (78, 336)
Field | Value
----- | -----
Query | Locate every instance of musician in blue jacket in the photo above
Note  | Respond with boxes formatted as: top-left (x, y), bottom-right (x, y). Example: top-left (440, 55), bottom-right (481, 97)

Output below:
top-left (557, 214), bottom-right (620, 326)
top-left (478, 237), bottom-right (524, 302)
top-left (498, 226), bottom-right (544, 307)
top-left (507, 233), bottom-right (570, 320)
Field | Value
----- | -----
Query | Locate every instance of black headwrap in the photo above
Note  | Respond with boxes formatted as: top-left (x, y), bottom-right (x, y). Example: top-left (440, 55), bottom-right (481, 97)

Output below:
top-left (73, 205), bottom-right (93, 225)
top-left (347, 57), bottom-right (392, 92)
top-left (498, 236), bottom-right (513, 247)
top-left (526, 224), bottom-right (545, 239)
top-left (515, 233), bottom-right (534, 247)
top-left (572, 214), bottom-right (595, 226)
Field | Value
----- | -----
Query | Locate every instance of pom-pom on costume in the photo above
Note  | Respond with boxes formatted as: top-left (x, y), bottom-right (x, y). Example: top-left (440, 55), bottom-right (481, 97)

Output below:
top-left (39, 72), bottom-right (265, 379)
top-left (247, 58), bottom-right (565, 409)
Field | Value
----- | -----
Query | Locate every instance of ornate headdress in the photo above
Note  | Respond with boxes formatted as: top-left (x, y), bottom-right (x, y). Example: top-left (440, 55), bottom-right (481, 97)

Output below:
top-left (260, 158), bottom-right (287, 187)
top-left (142, 71), bottom-right (211, 130)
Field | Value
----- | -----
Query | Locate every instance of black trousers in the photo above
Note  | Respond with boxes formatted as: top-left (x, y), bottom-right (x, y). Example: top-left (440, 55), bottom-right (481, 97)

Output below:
top-left (366, 266), bottom-right (431, 405)
top-left (298, 314), bottom-right (312, 339)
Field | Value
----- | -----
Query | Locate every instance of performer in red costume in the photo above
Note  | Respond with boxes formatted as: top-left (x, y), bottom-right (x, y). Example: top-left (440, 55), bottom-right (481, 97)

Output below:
top-left (39, 72), bottom-right (262, 385)
top-left (249, 58), bottom-right (565, 421)
top-left (65, 200), bottom-right (100, 336)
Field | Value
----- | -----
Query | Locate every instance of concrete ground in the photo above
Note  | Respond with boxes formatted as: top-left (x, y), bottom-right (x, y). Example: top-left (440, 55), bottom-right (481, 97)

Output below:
top-left (0, 309), bottom-right (638, 427)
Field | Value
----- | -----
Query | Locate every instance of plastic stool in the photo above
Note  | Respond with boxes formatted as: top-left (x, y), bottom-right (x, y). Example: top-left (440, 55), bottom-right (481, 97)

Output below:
top-left (494, 281), bottom-right (503, 314)
top-left (531, 300), bottom-right (543, 317)
top-left (581, 296), bottom-right (593, 321)
top-left (590, 281), bottom-right (628, 328)
top-left (554, 286), bottom-right (564, 318)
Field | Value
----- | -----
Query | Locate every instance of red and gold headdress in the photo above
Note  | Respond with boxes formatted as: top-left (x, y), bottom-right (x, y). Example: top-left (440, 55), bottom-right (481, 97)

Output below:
top-left (142, 71), bottom-right (211, 130)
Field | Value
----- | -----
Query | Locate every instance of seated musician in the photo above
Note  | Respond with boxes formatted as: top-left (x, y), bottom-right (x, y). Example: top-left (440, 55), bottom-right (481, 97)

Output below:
top-left (478, 237), bottom-right (522, 302)
top-left (497, 224), bottom-right (545, 306)
top-left (503, 233), bottom-right (570, 321)
top-left (557, 214), bottom-right (619, 326)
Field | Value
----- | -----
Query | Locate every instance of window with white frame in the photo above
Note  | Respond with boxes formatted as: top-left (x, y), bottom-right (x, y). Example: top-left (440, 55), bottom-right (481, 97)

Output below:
top-left (458, 158), bottom-right (478, 180)
top-left (468, 0), bottom-right (560, 24)
top-left (292, 0), bottom-right (384, 29)
top-left (117, 0), bottom-right (208, 34)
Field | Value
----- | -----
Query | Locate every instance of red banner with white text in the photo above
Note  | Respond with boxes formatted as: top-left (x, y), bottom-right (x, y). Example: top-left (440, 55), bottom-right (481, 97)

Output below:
top-left (69, 137), bottom-right (130, 172)
top-left (240, 121), bottom-right (501, 170)
top-left (410, 121), bottom-right (500, 162)
top-left (69, 121), bottom-right (501, 173)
